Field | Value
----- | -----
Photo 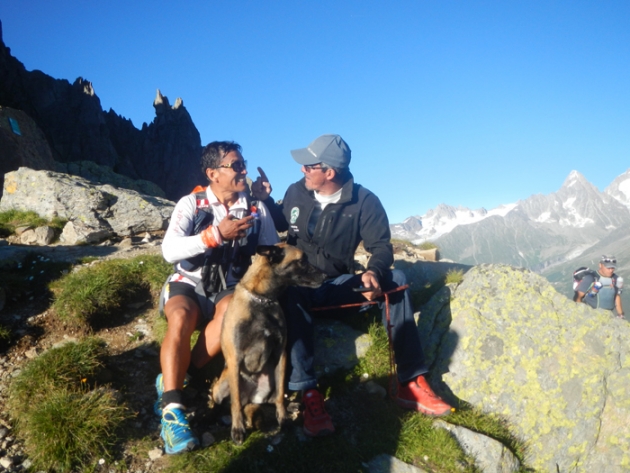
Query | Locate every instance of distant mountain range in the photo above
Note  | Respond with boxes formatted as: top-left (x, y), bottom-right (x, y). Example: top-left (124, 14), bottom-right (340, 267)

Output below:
top-left (391, 169), bottom-right (630, 308)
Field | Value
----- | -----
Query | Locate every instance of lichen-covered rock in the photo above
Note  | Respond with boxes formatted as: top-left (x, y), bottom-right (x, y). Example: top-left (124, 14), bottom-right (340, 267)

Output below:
top-left (0, 167), bottom-right (174, 241)
top-left (427, 264), bottom-right (630, 472)
top-left (55, 160), bottom-right (166, 198)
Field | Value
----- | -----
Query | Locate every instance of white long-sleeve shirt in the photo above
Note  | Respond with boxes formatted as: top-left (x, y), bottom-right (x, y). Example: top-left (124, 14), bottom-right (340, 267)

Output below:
top-left (162, 187), bottom-right (279, 286)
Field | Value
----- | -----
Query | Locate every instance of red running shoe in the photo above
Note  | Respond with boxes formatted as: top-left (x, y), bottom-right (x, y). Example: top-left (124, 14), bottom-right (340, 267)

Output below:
top-left (302, 389), bottom-right (335, 437)
top-left (395, 375), bottom-right (454, 416)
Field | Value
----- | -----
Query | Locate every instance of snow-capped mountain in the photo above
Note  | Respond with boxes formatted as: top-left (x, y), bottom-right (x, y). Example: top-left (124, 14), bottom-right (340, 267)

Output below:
top-left (391, 169), bottom-right (630, 269)
top-left (605, 168), bottom-right (630, 209)
top-left (391, 204), bottom-right (515, 243)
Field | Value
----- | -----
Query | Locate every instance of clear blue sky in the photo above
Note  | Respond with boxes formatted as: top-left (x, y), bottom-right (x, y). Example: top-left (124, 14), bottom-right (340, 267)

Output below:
top-left (1, 1), bottom-right (629, 223)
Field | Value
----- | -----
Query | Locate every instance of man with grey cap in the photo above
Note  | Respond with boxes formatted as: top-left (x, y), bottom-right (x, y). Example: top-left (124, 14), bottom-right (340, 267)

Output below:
top-left (252, 134), bottom-right (453, 437)
top-left (575, 255), bottom-right (624, 318)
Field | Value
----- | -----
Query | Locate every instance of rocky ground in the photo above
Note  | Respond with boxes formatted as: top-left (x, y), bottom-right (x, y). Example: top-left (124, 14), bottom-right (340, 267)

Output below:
top-left (0, 236), bottom-right (190, 473)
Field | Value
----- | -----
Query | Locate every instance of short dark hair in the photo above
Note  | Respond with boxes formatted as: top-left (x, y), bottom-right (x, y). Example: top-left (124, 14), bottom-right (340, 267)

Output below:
top-left (201, 141), bottom-right (242, 176)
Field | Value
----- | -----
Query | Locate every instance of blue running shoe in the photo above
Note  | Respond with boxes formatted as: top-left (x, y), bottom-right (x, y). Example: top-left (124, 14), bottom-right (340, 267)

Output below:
top-left (154, 373), bottom-right (191, 417)
top-left (160, 407), bottom-right (199, 455)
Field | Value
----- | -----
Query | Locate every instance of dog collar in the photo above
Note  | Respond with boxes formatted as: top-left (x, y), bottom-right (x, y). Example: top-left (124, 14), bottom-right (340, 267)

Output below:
top-left (244, 289), bottom-right (275, 306)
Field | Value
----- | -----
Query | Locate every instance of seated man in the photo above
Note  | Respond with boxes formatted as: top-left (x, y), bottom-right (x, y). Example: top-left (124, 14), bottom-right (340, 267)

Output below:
top-left (157, 141), bottom-right (279, 454)
top-left (252, 134), bottom-right (452, 437)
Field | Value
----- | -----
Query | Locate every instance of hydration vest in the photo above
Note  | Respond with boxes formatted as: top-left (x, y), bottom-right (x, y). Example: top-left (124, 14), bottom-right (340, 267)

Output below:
top-left (573, 267), bottom-right (620, 310)
top-left (178, 189), bottom-right (261, 295)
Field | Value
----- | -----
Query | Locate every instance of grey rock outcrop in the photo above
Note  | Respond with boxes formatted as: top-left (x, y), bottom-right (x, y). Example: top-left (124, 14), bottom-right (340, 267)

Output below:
top-left (418, 263), bottom-right (630, 472)
top-left (313, 319), bottom-right (371, 378)
top-left (55, 160), bottom-right (166, 198)
top-left (0, 20), bottom-right (203, 202)
top-left (0, 167), bottom-right (174, 244)
top-left (433, 420), bottom-right (521, 473)
top-left (20, 226), bottom-right (55, 246)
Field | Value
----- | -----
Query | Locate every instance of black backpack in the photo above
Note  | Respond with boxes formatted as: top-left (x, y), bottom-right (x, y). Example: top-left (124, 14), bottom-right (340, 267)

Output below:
top-left (572, 267), bottom-right (598, 291)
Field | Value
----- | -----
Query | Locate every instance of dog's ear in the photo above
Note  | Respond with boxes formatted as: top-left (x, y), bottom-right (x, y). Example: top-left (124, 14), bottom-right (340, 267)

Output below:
top-left (256, 245), bottom-right (285, 265)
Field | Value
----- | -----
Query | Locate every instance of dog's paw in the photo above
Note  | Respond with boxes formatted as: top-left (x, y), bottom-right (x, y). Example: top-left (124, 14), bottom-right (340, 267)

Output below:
top-left (231, 427), bottom-right (246, 445)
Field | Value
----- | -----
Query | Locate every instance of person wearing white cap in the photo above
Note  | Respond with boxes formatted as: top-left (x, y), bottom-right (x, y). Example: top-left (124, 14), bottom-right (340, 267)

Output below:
top-left (252, 134), bottom-right (453, 438)
top-left (575, 255), bottom-right (624, 318)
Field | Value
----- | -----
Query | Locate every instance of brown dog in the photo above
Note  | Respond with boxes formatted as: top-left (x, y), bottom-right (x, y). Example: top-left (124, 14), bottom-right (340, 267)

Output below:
top-left (212, 243), bottom-right (326, 445)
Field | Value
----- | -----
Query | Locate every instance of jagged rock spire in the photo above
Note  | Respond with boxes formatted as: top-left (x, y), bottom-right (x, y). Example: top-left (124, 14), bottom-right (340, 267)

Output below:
top-left (154, 89), bottom-right (170, 108)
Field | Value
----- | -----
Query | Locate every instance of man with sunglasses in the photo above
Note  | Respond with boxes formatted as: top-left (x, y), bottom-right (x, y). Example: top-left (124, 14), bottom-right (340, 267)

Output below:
top-left (252, 134), bottom-right (453, 438)
top-left (156, 141), bottom-right (279, 454)
top-left (574, 255), bottom-right (624, 318)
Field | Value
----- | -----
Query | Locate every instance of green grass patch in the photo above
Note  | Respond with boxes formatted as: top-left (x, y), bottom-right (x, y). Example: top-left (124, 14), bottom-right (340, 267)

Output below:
top-left (417, 241), bottom-right (438, 250)
top-left (50, 254), bottom-right (171, 328)
top-left (0, 209), bottom-right (66, 238)
top-left (8, 338), bottom-right (130, 472)
top-left (445, 268), bottom-right (465, 285)
top-left (355, 318), bottom-right (391, 379)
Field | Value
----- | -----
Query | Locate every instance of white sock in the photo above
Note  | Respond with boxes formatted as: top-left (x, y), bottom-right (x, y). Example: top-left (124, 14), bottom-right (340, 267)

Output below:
top-left (163, 402), bottom-right (186, 413)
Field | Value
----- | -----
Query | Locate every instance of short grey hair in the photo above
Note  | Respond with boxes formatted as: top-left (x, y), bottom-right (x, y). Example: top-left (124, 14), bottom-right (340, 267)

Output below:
top-left (320, 163), bottom-right (350, 182)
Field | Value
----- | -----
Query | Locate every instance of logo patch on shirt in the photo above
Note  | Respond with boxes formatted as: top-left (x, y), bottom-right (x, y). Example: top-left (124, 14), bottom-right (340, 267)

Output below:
top-left (290, 207), bottom-right (300, 224)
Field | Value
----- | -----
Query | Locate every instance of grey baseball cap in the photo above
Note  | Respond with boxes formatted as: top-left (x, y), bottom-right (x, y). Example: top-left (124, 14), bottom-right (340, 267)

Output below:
top-left (601, 255), bottom-right (617, 269)
top-left (290, 134), bottom-right (351, 168)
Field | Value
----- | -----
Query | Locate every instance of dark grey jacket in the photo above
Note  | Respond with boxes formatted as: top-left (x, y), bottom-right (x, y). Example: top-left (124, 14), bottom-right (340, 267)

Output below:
top-left (266, 175), bottom-right (393, 279)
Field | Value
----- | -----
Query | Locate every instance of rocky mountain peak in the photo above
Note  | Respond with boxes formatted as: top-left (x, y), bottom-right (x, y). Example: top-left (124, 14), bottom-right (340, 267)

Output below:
top-left (0, 29), bottom-right (204, 202)
top-left (558, 169), bottom-right (598, 194)
top-left (563, 169), bottom-right (585, 185)
top-left (73, 77), bottom-right (95, 96)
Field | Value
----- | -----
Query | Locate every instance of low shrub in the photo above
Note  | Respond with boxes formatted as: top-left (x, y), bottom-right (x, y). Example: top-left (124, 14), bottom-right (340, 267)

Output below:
top-left (50, 255), bottom-right (171, 328)
top-left (8, 338), bottom-right (129, 472)
top-left (445, 268), bottom-right (465, 285)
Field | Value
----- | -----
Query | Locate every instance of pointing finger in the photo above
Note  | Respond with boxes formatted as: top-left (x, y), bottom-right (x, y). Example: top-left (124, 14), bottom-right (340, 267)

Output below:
top-left (257, 167), bottom-right (269, 181)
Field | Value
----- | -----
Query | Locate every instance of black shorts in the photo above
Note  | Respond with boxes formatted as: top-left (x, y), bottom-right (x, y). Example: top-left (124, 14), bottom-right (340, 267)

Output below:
top-left (163, 281), bottom-right (235, 321)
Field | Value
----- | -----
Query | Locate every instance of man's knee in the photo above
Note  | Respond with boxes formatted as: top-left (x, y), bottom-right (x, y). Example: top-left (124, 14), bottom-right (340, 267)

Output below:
top-left (165, 296), bottom-right (200, 332)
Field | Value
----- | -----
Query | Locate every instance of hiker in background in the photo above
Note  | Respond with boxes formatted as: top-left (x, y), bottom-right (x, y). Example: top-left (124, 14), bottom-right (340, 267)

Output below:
top-left (574, 255), bottom-right (624, 319)
top-left (251, 134), bottom-right (453, 438)
top-left (156, 141), bottom-right (279, 454)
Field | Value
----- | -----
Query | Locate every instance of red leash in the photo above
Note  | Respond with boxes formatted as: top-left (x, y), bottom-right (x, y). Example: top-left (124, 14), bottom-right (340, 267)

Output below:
top-left (311, 284), bottom-right (409, 399)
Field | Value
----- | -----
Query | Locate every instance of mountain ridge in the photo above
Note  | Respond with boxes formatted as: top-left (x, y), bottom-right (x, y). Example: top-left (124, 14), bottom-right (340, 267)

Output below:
top-left (390, 168), bottom-right (630, 310)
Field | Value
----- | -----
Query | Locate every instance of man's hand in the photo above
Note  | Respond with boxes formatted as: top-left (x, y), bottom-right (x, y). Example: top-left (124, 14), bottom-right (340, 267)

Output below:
top-left (251, 167), bottom-right (272, 201)
top-left (218, 214), bottom-right (254, 241)
top-left (360, 270), bottom-right (382, 301)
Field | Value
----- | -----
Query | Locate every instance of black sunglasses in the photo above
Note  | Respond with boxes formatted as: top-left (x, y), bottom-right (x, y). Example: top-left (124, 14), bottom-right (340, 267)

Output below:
top-left (601, 257), bottom-right (616, 264)
top-left (216, 160), bottom-right (247, 173)
top-left (304, 163), bottom-right (325, 172)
